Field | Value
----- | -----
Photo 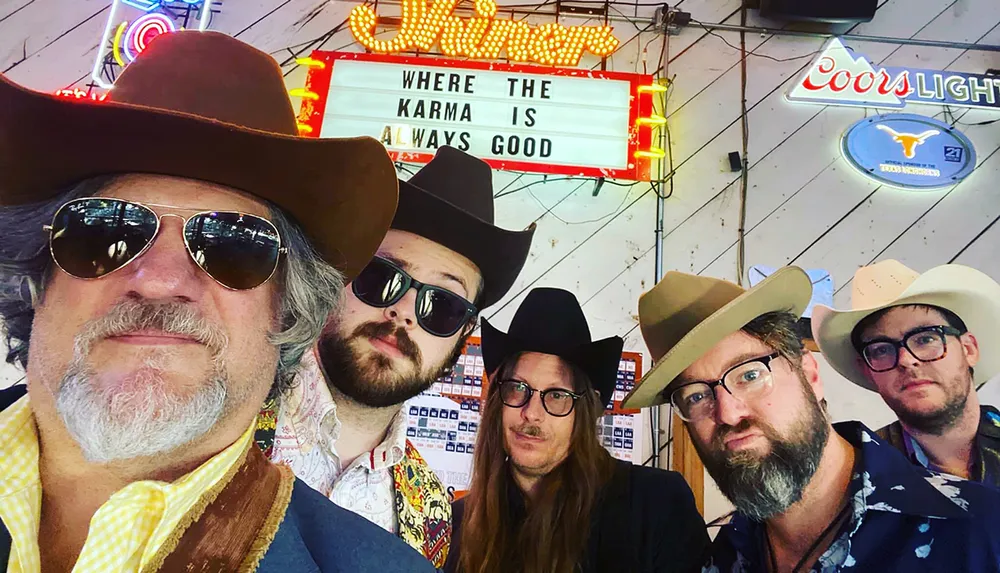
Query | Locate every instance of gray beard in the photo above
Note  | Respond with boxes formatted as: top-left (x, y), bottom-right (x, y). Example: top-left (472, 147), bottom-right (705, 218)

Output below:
top-left (56, 355), bottom-right (228, 463)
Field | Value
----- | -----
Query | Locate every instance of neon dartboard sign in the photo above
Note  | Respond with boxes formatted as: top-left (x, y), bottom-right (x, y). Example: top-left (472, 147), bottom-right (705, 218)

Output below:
top-left (90, 0), bottom-right (221, 89)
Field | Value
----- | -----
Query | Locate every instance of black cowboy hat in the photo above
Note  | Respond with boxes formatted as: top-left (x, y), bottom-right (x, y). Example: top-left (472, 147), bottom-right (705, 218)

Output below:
top-left (0, 31), bottom-right (397, 282)
top-left (481, 288), bottom-right (624, 409)
top-left (393, 147), bottom-right (535, 308)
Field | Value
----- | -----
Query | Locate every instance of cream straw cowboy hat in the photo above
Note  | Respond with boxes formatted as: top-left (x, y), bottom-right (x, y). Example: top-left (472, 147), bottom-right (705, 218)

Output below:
top-left (622, 267), bottom-right (813, 409)
top-left (812, 260), bottom-right (1000, 392)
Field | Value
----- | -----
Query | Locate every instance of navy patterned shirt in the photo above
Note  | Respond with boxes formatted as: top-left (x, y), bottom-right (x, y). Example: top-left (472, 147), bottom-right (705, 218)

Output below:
top-left (704, 421), bottom-right (1000, 573)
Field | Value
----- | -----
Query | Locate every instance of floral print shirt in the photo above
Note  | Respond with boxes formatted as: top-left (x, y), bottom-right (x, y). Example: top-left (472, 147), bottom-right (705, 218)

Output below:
top-left (704, 422), bottom-right (1000, 573)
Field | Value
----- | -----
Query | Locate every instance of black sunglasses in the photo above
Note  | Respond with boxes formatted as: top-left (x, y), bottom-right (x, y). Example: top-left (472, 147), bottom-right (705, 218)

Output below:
top-left (45, 197), bottom-right (286, 290)
top-left (352, 256), bottom-right (477, 338)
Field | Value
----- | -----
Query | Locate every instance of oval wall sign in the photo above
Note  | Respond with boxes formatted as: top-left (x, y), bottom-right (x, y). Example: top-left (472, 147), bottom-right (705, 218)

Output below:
top-left (841, 113), bottom-right (976, 190)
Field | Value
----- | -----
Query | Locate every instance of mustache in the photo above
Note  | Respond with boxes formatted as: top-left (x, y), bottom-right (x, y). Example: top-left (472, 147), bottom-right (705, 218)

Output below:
top-left (75, 299), bottom-right (229, 357)
top-left (711, 418), bottom-right (779, 452)
top-left (352, 321), bottom-right (422, 367)
top-left (512, 423), bottom-right (546, 439)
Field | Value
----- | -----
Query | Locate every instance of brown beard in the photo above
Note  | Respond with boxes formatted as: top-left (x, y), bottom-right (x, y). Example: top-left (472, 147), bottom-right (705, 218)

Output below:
top-left (888, 370), bottom-right (972, 435)
top-left (318, 320), bottom-right (463, 408)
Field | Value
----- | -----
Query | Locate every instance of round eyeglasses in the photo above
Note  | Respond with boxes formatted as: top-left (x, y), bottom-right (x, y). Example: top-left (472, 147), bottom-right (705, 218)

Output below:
top-left (497, 380), bottom-right (582, 417)
top-left (860, 325), bottom-right (963, 373)
top-left (670, 353), bottom-right (781, 422)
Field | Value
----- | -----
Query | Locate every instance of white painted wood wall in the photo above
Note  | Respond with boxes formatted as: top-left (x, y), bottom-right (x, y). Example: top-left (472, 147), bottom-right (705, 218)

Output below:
top-left (2, 0), bottom-right (998, 524)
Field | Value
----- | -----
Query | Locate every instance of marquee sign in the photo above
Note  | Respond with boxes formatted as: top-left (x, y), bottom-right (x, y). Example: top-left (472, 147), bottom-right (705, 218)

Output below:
top-left (349, 0), bottom-right (619, 67)
top-left (296, 51), bottom-right (657, 180)
top-left (841, 114), bottom-right (977, 190)
top-left (91, 0), bottom-right (218, 89)
top-left (788, 38), bottom-right (1000, 111)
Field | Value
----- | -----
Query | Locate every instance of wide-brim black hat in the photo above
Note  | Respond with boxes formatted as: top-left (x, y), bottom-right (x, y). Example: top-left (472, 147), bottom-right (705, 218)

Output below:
top-left (392, 146), bottom-right (535, 308)
top-left (481, 287), bottom-right (624, 409)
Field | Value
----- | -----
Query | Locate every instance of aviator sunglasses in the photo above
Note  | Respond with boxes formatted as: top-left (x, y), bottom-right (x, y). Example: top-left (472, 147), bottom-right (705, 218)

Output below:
top-left (352, 256), bottom-right (477, 338)
top-left (45, 197), bottom-right (286, 290)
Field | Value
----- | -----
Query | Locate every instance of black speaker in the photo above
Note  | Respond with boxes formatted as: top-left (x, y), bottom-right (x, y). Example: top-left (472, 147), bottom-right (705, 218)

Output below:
top-left (759, 0), bottom-right (876, 23)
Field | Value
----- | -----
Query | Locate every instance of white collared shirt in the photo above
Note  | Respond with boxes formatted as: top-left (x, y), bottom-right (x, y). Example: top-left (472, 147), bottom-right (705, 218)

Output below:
top-left (270, 349), bottom-right (408, 533)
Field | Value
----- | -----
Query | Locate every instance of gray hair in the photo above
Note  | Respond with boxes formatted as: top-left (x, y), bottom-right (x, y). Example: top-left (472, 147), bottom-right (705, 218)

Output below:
top-left (0, 175), bottom-right (344, 395)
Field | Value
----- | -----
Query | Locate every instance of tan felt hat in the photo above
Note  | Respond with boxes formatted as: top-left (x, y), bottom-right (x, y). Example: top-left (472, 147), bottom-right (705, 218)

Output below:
top-left (623, 267), bottom-right (813, 409)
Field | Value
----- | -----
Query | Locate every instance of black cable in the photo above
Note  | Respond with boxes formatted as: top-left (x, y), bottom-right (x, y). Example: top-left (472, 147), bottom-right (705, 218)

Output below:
top-left (691, 19), bottom-right (822, 63)
top-left (641, 436), bottom-right (674, 467)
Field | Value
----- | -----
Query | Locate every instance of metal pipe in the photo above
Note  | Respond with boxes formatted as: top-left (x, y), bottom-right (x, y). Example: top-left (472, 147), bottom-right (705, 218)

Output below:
top-left (698, 21), bottom-right (1000, 53)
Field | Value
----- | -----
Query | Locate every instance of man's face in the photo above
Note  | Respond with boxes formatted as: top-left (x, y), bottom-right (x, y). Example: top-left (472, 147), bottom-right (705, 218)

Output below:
top-left (321, 229), bottom-right (482, 408)
top-left (501, 352), bottom-right (577, 480)
top-left (28, 175), bottom-right (281, 462)
top-left (680, 331), bottom-right (829, 521)
top-left (858, 306), bottom-right (979, 435)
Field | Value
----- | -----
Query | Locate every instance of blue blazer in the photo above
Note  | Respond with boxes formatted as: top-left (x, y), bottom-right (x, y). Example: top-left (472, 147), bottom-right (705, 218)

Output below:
top-left (0, 385), bottom-right (435, 572)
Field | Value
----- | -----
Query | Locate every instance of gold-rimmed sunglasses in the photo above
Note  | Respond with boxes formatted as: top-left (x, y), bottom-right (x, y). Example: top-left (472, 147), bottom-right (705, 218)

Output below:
top-left (44, 197), bottom-right (287, 290)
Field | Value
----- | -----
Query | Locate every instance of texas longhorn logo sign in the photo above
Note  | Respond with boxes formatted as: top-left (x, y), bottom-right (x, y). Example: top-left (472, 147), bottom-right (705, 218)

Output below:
top-left (876, 125), bottom-right (940, 159)
top-left (787, 38), bottom-right (1000, 111)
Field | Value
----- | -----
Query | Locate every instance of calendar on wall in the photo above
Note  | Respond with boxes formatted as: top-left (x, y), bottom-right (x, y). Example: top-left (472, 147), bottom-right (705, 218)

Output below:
top-left (405, 338), bottom-right (643, 497)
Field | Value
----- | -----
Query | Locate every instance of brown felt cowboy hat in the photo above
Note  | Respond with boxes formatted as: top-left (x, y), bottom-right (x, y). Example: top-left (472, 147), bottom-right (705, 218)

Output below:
top-left (812, 260), bottom-right (1000, 392)
top-left (623, 267), bottom-right (813, 409)
top-left (394, 147), bottom-right (535, 308)
top-left (0, 31), bottom-right (397, 281)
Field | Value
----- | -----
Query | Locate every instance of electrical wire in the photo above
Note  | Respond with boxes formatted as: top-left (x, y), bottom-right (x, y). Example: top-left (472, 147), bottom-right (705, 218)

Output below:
top-left (735, 6), bottom-right (749, 287)
top-left (691, 19), bottom-right (823, 64)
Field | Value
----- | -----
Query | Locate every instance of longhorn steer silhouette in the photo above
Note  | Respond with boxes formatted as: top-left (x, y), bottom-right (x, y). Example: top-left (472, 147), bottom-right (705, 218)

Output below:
top-left (875, 125), bottom-right (941, 159)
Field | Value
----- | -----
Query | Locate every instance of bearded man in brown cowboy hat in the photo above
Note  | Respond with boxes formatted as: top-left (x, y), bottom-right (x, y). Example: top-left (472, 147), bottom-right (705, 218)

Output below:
top-left (813, 260), bottom-right (1000, 487)
top-left (0, 31), bottom-right (433, 572)
top-left (258, 146), bottom-right (535, 567)
top-left (447, 288), bottom-right (708, 573)
top-left (625, 269), bottom-right (1000, 572)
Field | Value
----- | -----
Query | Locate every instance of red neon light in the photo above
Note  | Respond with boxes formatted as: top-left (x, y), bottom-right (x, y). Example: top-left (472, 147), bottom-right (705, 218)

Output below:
top-left (54, 89), bottom-right (108, 102)
top-left (349, 0), bottom-right (619, 67)
top-left (297, 51), bottom-right (654, 181)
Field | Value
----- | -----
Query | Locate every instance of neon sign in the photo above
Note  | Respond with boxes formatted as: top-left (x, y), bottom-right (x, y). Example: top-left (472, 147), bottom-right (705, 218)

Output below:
top-left (788, 38), bottom-right (1000, 111)
top-left (841, 114), bottom-right (976, 190)
top-left (349, 0), bottom-right (619, 67)
top-left (296, 51), bottom-right (657, 180)
top-left (91, 0), bottom-right (217, 89)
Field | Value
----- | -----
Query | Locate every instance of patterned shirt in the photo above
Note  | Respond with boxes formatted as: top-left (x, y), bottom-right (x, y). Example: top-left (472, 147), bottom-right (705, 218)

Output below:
top-left (878, 405), bottom-right (1000, 488)
top-left (270, 348), bottom-right (407, 533)
top-left (704, 421), bottom-right (1000, 573)
top-left (0, 393), bottom-right (254, 573)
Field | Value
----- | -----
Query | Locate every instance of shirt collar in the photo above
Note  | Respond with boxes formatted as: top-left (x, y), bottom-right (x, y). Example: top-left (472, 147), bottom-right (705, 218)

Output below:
top-left (838, 421), bottom-right (971, 521)
top-left (284, 347), bottom-right (407, 471)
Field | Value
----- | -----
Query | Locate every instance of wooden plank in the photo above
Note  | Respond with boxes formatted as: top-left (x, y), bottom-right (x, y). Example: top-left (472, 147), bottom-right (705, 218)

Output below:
top-left (672, 414), bottom-right (705, 515)
top-left (697, 7), bottom-right (1000, 283)
top-left (0, 0), bottom-right (34, 24)
top-left (0, 0), bottom-right (105, 74)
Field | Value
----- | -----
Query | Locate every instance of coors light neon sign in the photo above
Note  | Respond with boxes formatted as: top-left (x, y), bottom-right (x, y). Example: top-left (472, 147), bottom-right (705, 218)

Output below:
top-left (787, 38), bottom-right (1000, 111)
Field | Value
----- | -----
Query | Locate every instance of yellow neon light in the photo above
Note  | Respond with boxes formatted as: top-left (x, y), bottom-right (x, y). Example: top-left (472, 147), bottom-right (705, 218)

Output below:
top-left (638, 83), bottom-right (668, 93)
top-left (112, 21), bottom-right (129, 68)
top-left (297, 123), bottom-right (314, 134)
top-left (636, 115), bottom-right (667, 126)
top-left (349, 0), bottom-right (619, 67)
top-left (295, 57), bottom-right (326, 69)
top-left (635, 148), bottom-right (666, 159)
top-left (288, 88), bottom-right (320, 100)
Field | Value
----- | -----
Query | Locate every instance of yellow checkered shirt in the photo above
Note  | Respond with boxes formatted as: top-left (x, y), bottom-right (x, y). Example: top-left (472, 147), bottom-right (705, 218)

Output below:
top-left (0, 393), bottom-right (255, 573)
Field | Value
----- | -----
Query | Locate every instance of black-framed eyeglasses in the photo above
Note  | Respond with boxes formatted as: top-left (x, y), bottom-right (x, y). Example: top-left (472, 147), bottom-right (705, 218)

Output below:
top-left (860, 325), bottom-right (963, 373)
top-left (44, 197), bottom-right (286, 290)
top-left (497, 380), bottom-right (582, 417)
top-left (669, 352), bottom-right (781, 422)
top-left (352, 256), bottom-right (478, 338)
